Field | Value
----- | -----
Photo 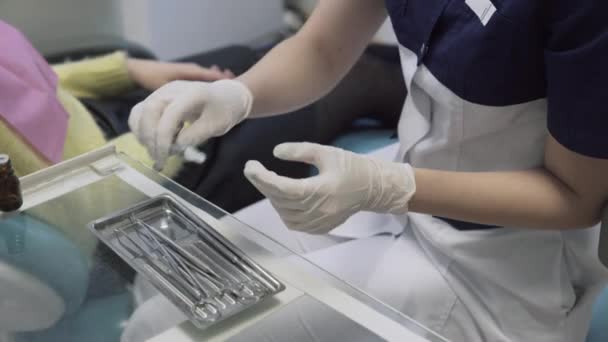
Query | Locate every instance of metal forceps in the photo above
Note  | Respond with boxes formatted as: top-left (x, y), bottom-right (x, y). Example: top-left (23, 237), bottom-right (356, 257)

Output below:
top-left (114, 223), bottom-right (221, 322)
top-left (172, 210), bottom-right (270, 296)
top-left (130, 216), bottom-right (259, 305)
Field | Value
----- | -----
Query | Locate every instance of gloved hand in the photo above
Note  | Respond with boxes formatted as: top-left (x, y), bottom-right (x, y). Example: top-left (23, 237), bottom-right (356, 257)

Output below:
top-left (244, 142), bottom-right (416, 234)
top-left (129, 79), bottom-right (253, 169)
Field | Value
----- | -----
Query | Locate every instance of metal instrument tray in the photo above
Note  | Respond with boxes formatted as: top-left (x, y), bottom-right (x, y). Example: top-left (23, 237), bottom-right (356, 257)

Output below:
top-left (89, 194), bottom-right (285, 329)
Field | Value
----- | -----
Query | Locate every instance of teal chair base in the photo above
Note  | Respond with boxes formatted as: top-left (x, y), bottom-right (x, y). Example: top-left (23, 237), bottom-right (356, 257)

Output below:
top-left (587, 286), bottom-right (608, 342)
top-left (16, 292), bottom-right (133, 342)
top-left (0, 214), bottom-right (89, 315)
top-left (332, 127), bottom-right (397, 154)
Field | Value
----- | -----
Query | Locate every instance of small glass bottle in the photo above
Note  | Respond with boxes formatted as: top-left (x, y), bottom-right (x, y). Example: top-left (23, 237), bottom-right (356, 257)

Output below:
top-left (0, 154), bottom-right (23, 212)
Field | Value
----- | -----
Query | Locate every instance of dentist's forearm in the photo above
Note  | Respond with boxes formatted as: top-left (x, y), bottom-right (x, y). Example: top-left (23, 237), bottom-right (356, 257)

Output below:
top-left (237, 0), bottom-right (387, 118)
top-left (238, 34), bottom-right (349, 117)
top-left (408, 135), bottom-right (608, 230)
top-left (409, 167), bottom-right (604, 230)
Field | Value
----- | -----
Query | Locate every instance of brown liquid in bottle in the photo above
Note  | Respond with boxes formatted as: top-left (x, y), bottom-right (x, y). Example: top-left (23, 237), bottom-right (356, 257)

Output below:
top-left (0, 154), bottom-right (23, 212)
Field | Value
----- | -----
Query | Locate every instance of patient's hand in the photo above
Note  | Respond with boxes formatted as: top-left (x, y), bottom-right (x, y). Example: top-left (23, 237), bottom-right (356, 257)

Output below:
top-left (127, 58), bottom-right (234, 91)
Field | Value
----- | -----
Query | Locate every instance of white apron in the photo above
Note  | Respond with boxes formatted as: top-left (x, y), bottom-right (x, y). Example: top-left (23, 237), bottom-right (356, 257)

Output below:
top-left (235, 44), bottom-right (608, 341)
top-left (304, 45), bottom-right (608, 341)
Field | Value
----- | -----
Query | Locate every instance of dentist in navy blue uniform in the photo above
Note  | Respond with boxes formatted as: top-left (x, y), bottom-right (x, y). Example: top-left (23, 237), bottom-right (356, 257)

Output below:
top-left (130, 0), bottom-right (608, 340)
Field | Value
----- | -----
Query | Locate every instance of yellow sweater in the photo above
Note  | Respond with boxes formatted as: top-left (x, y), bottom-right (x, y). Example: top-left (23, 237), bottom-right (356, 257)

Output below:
top-left (0, 52), bottom-right (182, 258)
top-left (1, 51), bottom-right (182, 177)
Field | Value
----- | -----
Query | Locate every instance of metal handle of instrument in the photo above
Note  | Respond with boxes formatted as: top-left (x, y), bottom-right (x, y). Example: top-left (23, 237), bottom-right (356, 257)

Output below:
top-left (171, 208), bottom-right (282, 292)
top-left (114, 228), bottom-right (221, 322)
top-left (131, 216), bottom-right (260, 304)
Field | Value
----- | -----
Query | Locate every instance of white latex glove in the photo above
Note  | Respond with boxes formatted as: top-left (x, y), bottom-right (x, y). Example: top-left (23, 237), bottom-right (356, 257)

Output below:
top-left (129, 79), bottom-right (253, 169)
top-left (244, 143), bottom-right (416, 234)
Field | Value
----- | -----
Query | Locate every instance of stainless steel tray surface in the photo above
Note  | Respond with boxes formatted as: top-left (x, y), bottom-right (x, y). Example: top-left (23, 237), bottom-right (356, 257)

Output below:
top-left (89, 194), bottom-right (285, 329)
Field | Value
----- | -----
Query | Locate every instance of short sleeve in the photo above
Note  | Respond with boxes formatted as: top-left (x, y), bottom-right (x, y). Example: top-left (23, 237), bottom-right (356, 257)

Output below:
top-left (545, 1), bottom-right (608, 159)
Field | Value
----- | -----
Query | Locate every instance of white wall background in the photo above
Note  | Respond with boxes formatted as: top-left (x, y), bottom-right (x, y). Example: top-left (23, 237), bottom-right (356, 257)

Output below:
top-left (0, 0), bottom-right (284, 60)
top-left (121, 0), bottom-right (284, 60)
top-left (0, 0), bottom-right (393, 60)
top-left (0, 0), bottom-right (124, 53)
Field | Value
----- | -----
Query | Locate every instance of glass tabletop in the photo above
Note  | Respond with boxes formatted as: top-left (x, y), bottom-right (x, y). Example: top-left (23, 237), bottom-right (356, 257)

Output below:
top-left (0, 147), bottom-right (447, 342)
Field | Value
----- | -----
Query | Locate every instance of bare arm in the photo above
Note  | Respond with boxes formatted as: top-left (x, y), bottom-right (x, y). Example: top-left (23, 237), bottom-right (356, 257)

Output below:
top-left (410, 134), bottom-right (608, 230)
top-left (238, 0), bottom-right (387, 117)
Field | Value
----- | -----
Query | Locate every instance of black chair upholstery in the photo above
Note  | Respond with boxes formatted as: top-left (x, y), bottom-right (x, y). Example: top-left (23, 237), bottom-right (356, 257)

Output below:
top-left (40, 34), bottom-right (155, 64)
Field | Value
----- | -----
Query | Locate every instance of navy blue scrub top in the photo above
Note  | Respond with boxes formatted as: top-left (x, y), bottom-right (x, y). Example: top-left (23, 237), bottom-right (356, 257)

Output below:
top-left (385, 0), bottom-right (608, 159)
